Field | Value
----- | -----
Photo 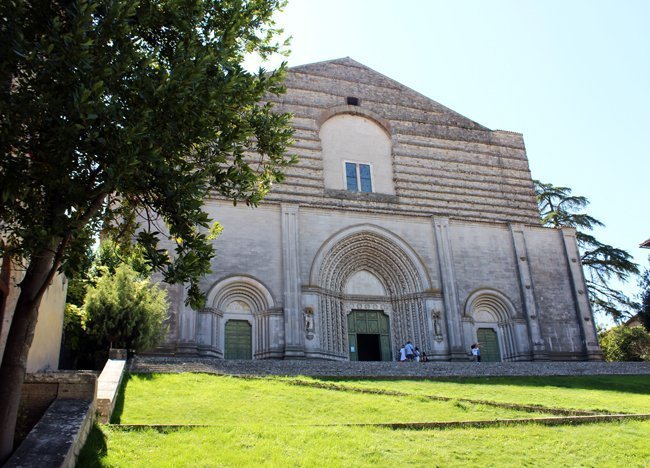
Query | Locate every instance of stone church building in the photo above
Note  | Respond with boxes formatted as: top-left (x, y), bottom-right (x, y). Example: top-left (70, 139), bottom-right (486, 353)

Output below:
top-left (160, 58), bottom-right (602, 362)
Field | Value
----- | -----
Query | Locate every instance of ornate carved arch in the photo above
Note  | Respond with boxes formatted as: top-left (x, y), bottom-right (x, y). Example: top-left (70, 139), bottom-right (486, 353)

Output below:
top-left (463, 288), bottom-right (520, 361)
top-left (310, 224), bottom-right (431, 294)
top-left (464, 288), bottom-right (516, 323)
top-left (206, 275), bottom-right (274, 315)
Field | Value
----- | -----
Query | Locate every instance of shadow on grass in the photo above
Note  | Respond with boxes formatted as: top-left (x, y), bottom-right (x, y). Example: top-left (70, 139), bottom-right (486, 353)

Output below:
top-left (317, 375), bottom-right (650, 396)
top-left (77, 423), bottom-right (107, 468)
top-left (110, 373), bottom-right (157, 424)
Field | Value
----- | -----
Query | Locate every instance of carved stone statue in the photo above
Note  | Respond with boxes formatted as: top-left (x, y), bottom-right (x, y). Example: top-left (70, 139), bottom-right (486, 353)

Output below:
top-left (304, 307), bottom-right (315, 340)
top-left (432, 309), bottom-right (443, 341)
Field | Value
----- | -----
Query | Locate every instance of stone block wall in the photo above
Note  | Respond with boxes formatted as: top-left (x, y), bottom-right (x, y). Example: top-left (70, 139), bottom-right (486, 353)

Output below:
top-left (15, 371), bottom-right (97, 450)
top-left (160, 57), bottom-right (600, 362)
top-left (253, 57), bottom-right (540, 225)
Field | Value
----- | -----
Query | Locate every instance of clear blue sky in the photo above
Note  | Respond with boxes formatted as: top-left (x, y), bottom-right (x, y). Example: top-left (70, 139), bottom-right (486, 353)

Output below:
top-left (257, 0), bottom-right (650, 301)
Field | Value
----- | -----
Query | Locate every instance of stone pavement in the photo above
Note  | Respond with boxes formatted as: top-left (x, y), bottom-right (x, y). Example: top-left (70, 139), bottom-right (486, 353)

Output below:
top-left (129, 355), bottom-right (650, 378)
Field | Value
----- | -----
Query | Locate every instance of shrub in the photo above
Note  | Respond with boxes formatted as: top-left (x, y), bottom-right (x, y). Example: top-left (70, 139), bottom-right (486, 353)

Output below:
top-left (84, 264), bottom-right (168, 353)
top-left (599, 325), bottom-right (650, 361)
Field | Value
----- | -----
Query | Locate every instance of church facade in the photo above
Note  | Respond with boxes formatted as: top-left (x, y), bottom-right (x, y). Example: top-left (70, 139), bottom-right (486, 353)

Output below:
top-left (160, 58), bottom-right (602, 362)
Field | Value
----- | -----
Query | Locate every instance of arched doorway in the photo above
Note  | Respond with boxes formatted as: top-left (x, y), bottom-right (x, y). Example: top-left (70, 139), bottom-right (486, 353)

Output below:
top-left (204, 275), bottom-right (278, 359)
top-left (476, 328), bottom-right (501, 362)
top-left (348, 310), bottom-right (391, 361)
top-left (224, 320), bottom-right (252, 360)
top-left (309, 224), bottom-right (433, 360)
top-left (464, 289), bottom-right (520, 362)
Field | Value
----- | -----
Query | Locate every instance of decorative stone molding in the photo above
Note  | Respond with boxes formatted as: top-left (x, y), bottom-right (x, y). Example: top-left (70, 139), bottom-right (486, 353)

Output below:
top-left (206, 275), bottom-right (275, 314)
top-left (200, 307), bottom-right (223, 317)
top-left (309, 223), bottom-right (432, 289)
top-left (463, 288), bottom-right (517, 321)
top-left (316, 104), bottom-right (391, 135)
top-left (324, 189), bottom-right (399, 204)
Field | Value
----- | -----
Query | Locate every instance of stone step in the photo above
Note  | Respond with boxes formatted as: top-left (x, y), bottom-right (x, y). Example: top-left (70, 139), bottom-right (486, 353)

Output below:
top-left (129, 355), bottom-right (650, 378)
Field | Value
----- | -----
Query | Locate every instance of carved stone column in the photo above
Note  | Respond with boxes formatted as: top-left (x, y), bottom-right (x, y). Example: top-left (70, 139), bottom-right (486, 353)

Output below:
top-left (432, 217), bottom-right (465, 360)
top-left (281, 204), bottom-right (305, 358)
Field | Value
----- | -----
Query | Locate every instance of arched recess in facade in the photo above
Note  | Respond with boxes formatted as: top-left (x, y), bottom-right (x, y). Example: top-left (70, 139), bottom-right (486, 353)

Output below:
top-left (463, 288), bottom-right (523, 362)
top-left (198, 275), bottom-right (282, 359)
top-left (309, 224), bottom-right (433, 360)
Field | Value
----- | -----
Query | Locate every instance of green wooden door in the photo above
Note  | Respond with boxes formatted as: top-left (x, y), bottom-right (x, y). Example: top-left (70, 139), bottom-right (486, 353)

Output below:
top-left (225, 320), bottom-right (252, 360)
top-left (347, 310), bottom-right (391, 361)
top-left (476, 328), bottom-right (501, 362)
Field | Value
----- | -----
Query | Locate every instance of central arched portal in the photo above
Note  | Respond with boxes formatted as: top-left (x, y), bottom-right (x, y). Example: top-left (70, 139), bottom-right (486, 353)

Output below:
top-left (309, 225), bottom-right (434, 360)
top-left (348, 310), bottom-right (391, 361)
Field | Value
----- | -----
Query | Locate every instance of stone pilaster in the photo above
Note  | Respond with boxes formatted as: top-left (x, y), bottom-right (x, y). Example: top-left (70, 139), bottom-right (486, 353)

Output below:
top-left (510, 225), bottom-right (545, 359)
top-left (176, 286), bottom-right (198, 354)
top-left (560, 228), bottom-right (603, 360)
top-left (281, 204), bottom-right (305, 358)
top-left (432, 217), bottom-right (465, 360)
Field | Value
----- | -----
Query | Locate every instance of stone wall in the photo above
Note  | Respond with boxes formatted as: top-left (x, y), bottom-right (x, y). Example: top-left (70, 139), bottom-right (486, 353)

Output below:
top-left (15, 371), bottom-right (97, 445)
top-left (250, 57), bottom-right (540, 225)
top-left (161, 57), bottom-right (600, 362)
top-left (0, 257), bottom-right (66, 373)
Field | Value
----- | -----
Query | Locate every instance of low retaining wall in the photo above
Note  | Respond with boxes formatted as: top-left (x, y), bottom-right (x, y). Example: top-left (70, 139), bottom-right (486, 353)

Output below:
top-left (5, 399), bottom-right (96, 468)
top-left (8, 351), bottom-right (129, 468)
top-left (97, 350), bottom-right (128, 423)
top-left (15, 371), bottom-right (97, 444)
top-left (8, 371), bottom-right (97, 468)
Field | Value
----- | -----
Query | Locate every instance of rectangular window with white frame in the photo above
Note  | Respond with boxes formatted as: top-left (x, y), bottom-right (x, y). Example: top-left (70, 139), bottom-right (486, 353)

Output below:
top-left (344, 161), bottom-right (373, 193)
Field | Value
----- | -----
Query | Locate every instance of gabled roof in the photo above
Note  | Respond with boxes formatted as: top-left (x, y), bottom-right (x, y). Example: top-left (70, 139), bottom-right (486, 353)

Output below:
top-left (288, 57), bottom-right (490, 131)
top-left (641, 239), bottom-right (650, 249)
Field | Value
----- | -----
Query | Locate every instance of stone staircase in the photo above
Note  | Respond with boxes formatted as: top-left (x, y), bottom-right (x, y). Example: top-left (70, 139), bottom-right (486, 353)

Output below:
top-left (129, 355), bottom-right (650, 378)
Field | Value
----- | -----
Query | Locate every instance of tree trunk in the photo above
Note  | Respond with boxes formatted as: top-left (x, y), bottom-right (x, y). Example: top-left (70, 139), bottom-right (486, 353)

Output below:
top-left (0, 249), bottom-right (56, 464)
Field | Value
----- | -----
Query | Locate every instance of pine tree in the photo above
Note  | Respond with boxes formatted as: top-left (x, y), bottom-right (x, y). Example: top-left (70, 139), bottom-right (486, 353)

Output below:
top-left (534, 181), bottom-right (639, 321)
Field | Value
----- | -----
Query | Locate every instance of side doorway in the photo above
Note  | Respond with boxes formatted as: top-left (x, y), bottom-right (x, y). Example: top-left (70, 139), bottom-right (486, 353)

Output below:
top-left (476, 328), bottom-right (501, 362)
top-left (348, 310), bottom-right (391, 361)
top-left (224, 320), bottom-right (252, 360)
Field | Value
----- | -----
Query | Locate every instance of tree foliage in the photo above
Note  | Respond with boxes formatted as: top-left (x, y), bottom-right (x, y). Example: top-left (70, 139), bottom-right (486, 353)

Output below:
top-left (61, 240), bottom-right (170, 368)
top-left (534, 181), bottom-right (639, 321)
top-left (84, 263), bottom-right (168, 352)
top-left (1, 0), bottom-right (294, 307)
top-left (0, 0), bottom-right (292, 460)
top-left (598, 325), bottom-right (650, 362)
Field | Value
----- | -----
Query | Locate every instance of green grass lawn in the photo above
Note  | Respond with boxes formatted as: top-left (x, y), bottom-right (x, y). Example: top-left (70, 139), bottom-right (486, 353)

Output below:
top-left (112, 374), bottom-right (546, 425)
top-left (79, 373), bottom-right (650, 467)
top-left (303, 375), bottom-right (650, 414)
